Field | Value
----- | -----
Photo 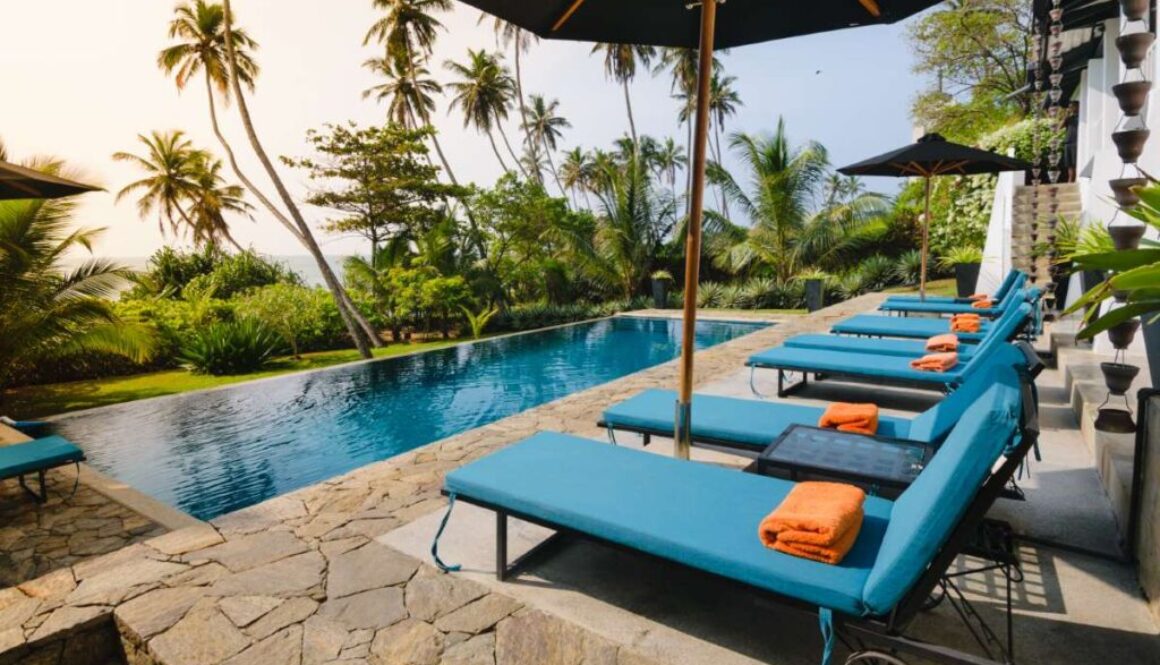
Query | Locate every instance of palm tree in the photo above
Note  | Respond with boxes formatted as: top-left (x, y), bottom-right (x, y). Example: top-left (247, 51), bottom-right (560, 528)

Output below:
top-left (657, 47), bottom-right (721, 215)
top-left (651, 137), bottom-right (687, 204)
top-left (184, 155), bottom-right (253, 251)
top-left (364, 0), bottom-right (450, 56)
top-left (708, 72), bottom-right (742, 217)
top-left (710, 119), bottom-right (829, 283)
top-left (560, 148), bottom-right (593, 209)
top-left (112, 130), bottom-right (203, 238)
top-left (0, 161), bottom-right (156, 393)
top-left (479, 16), bottom-right (539, 174)
top-left (444, 49), bottom-right (523, 176)
top-left (524, 94), bottom-right (571, 199)
top-left (363, 54), bottom-right (440, 129)
top-left (218, 0), bottom-right (378, 355)
top-left (591, 44), bottom-right (657, 147)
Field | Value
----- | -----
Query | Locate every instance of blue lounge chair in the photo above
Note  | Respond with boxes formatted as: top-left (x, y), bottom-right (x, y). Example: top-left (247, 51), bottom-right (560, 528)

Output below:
top-left (598, 343), bottom-right (1032, 455)
top-left (437, 371), bottom-right (1034, 665)
top-left (748, 305), bottom-right (1036, 397)
top-left (881, 268), bottom-right (1024, 306)
top-left (830, 288), bottom-right (1040, 341)
top-left (878, 274), bottom-right (1027, 317)
top-left (0, 435), bottom-right (85, 502)
top-left (0, 416), bottom-right (53, 438)
top-left (782, 334), bottom-right (983, 360)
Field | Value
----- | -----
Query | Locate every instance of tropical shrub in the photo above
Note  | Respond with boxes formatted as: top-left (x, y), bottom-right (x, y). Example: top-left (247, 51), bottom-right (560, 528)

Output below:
top-left (184, 251), bottom-right (299, 299)
top-left (894, 250), bottom-right (925, 286)
top-left (461, 305), bottom-right (500, 340)
top-left (237, 284), bottom-right (346, 357)
top-left (854, 255), bottom-right (897, 292)
top-left (179, 319), bottom-right (280, 375)
top-left (938, 246), bottom-right (984, 269)
top-left (696, 282), bottom-right (726, 308)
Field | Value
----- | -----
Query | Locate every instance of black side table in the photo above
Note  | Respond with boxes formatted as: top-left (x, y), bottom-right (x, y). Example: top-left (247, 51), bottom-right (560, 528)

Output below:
top-left (754, 424), bottom-right (933, 491)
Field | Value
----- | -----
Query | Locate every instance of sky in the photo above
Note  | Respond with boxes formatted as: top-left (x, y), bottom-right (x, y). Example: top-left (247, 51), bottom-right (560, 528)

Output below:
top-left (2, 0), bottom-right (931, 259)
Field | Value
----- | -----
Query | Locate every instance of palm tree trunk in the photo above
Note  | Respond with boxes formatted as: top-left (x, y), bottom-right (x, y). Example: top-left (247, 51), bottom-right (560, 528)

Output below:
top-left (488, 131), bottom-right (510, 172)
top-left (712, 120), bottom-right (729, 219)
top-left (623, 79), bottom-right (638, 147)
top-left (496, 123), bottom-right (527, 179)
top-left (221, 0), bottom-right (377, 357)
top-left (513, 35), bottom-right (540, 184)
top-left (543, 140), bottom-right (569, 202)
top-left (204, 75), bottom-right (304, 246)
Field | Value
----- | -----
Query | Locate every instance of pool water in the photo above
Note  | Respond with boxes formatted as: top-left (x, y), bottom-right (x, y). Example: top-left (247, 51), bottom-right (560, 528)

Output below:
top-left (53, 316), bottom-right (767, 519)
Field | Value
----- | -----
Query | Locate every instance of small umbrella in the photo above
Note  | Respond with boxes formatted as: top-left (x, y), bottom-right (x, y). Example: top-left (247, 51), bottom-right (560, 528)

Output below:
top-left (838, 133), bottom-right (1031, 299)
top-left (0, 159), bottom-right (100, 200)
top-left (455, 0), bottom-right (943, 459)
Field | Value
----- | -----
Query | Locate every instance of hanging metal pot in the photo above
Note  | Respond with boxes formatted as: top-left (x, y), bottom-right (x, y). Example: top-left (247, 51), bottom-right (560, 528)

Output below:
top-left (1109, 223), bottom-right (1147, 250)
top-left (1110, 177), bottom-right (1148, 206)
top-left (1113, 128), bottom-right (1151, 163)
top-left (1095, 407), bottom-right (1137, 433)
top-left (1120, 0), bottom-right (1150, 21)
top-left (1100, 362), bottom-right (1140, 395)
top-left (1108, 318), bottom-right (1142, 349)
top-left (1112, 80), bottom-right (1152, 116)
top-left (1117, 32), bottom-right (1155, 69)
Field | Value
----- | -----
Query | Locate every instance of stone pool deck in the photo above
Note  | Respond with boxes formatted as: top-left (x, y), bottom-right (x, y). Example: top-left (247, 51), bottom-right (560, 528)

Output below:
top-left (1, 293), bottom-right (1157, 665)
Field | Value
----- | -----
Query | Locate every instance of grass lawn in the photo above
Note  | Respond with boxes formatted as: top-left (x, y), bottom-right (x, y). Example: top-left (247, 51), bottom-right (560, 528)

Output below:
top-left (3, 337), bottom-right (484, 419)
top-left (883, 278), bottom-right (958, 298)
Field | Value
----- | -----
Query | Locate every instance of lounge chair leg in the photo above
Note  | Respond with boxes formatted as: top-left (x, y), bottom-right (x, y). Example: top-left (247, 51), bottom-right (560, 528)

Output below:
top-left (496, 511), bottom-right (508, 581)
top-left (778, 370), bottom-right (807, 398)
top-left (19, 470), bottom-right (47, 503)
top-left (642, 433), bottom-right (651, 447)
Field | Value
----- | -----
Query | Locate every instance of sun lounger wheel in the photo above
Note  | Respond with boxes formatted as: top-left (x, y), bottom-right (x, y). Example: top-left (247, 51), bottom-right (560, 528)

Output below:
top-left (844, 650), bottom-right (910, 665)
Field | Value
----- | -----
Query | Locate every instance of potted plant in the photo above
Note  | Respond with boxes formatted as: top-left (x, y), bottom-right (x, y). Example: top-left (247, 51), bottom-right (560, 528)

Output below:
top-left (650, 270), bottom-right (673, 309)
top-left (937, 246), bottom-right (984, 298)
top-left (1066, 181), bottom-right (1160, 387)
top-left (797, 270), bottom-right (829, 312)
top-left (1058, 222), bottom-right (1114, 292)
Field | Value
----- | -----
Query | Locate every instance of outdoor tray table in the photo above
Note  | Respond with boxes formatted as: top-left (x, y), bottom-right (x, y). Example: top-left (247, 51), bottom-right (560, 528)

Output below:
top-left (754, 424), bottom-right (933, 491)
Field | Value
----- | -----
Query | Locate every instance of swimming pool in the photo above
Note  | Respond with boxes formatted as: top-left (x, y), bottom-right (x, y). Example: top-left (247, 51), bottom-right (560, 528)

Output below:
top-left (53, 316), bottom-right (767, 519)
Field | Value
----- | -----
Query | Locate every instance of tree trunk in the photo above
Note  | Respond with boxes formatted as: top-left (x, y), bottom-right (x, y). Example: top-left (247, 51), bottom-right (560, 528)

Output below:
top-left (712, 120), bottom-right (729, 219)
top-left (220, 0), bottom-right (377, 357)
top-left (488, 131), bottom-right (510, 173)
top-left (496, 123), bottom-right (527, 179)
top-left (623, 79), bottom-right (638, 147)
top-left (543, 139), bottom-right (568, 202)
top-left (513, 35), bottom-right (541, 185)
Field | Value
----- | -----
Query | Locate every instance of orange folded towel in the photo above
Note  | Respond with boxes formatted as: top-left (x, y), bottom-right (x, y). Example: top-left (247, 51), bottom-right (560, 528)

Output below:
top-left (817, 402), bottom-right (879, 435)
top-left (909, 352), bottom-right (959, 372)
top-left (758, 482), bottom-right (865, 565)
top-left (951, 312), bottom-right (980, 320)
top-left (925, 333), bottom-right (959, 352)
top-left (968, 293), bottom-right (990, 301)
top-left (971, 298), bottom-right (994, 309)
top-left (950, 317), bottom-right (980, 333)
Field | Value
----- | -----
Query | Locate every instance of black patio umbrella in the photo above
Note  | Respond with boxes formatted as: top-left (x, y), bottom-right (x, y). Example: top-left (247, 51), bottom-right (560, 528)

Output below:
top-left (0, 159), bottom-right (100, 200)
top-left (456, 0), bottom-right (944, 459)
top-left (839, 133), bottom-right (1031, 299)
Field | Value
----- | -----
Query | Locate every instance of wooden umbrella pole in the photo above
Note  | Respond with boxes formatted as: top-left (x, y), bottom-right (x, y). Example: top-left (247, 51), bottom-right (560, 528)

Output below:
top-left (675, 0), bottom-right (718, 460)
top-left (920, 175), bottom-right (931, 301)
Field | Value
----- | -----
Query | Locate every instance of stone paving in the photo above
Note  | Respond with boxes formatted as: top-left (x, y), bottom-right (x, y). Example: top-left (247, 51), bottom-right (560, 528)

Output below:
top-left (0, 296), bottom-right (882, 665)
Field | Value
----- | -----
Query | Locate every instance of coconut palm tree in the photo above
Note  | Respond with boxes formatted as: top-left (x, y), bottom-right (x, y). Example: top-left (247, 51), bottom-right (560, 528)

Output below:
top-left (657, 47), bottom-right (721, 214)
top-left (0, 161), bottom-right (156, 394)
top-left (112, 130), bottom-right (204, 239)
top-left (444, 49), bottom-right (523, 176)
top-left (591, 44), bottom-right (657, 147)
top-left (710, 119), bottom-right (830, 283)
top-left (479, 16), bottom-right (539, 173)
top-left (219, 0), bottom-right (378, 355)
top-left (184, 155), bottom-right (253, 251)
top-left (560, 148), bottom-right (593, 210)
top-left (708, 72), bottom-right (742, 217)
top-left (364, 0), bottom-right (450, 56)
top-left (651, 137), bottom-right (687, 204)
top-left (524, 94), bottom-right (571, 199)
top-left (363, 54), bottom-right (440, 129)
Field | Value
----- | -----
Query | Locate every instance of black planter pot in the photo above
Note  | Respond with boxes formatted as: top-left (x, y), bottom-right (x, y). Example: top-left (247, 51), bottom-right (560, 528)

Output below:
top-left (651, 279), bottom-right (668, 309)
top-left (1095, 408), bottom-right (1137, 433)
top-left (1113, 128), bottom-right (1150, 164)
top-left (1110, 177), bottom-right (1148, 207)
top-left (1117, 32), bottom-right (1155, 69)
top-left (1101, 362), bottom-right (1140, 395)
top-left (1121, 0), bottom-right (1150, 20)
top-left (1108, 318), bottom-right (1141, 349)
top-left (1051, 264), bottom-right (1072, 307)
top-left (1113, 80), bottom-right (1152, 116)
top-left (1110, 223), bottom-right (1147, 250)
top-left (954, 263), bottom-right (981, 298)
top-left (805, 279), bottom-right (825, 312)
top-left (1082, 270), bottom-right (1107, 293)
top-left (1143, 315), bottom-right (1160, 388)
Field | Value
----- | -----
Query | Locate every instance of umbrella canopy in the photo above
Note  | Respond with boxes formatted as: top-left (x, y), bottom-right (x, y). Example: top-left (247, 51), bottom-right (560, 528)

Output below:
top-left (0, 160), bottom-right (100, 200)
top-left (455, 0), bottom-right (941, 48)
top-left (839, 133), bottom-right (1032, 298)
top-left (456, 0), bottom-right (945, 459)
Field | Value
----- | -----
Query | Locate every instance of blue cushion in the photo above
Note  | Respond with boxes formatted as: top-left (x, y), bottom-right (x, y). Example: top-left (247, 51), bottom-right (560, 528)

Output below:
top-left (883, 270), bottom-right (1022, 305)
top-left (861, 381), bottom-right (1021, 614)
top-left (445, 432), bottom-right (895, 616)
top-left (878, 275), bottom-right (1027, 315)
top-left (746, 347), bottom-right (968, 386)
top-left (783, 335), bottom-right (981, 359)
top-left (602, 389), bottom-right (914, 447)
top-left (906, 345), bottom-right (1024, 443)
top-left (831, 315), bottom-right (989, 341)
top-left (0, 436), bottom-right (85, 478)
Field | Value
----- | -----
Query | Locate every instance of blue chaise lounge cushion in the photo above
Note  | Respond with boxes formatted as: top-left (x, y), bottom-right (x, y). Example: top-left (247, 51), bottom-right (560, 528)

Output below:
top-left (445, 432), bottom-right (894, 616)
top-left (0, 436), bottom-right (85, 479)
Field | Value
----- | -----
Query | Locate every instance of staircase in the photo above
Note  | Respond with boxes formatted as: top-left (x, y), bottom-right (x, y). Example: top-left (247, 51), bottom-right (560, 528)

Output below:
top-left (1011, 183), bottom-right (1082, 298)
